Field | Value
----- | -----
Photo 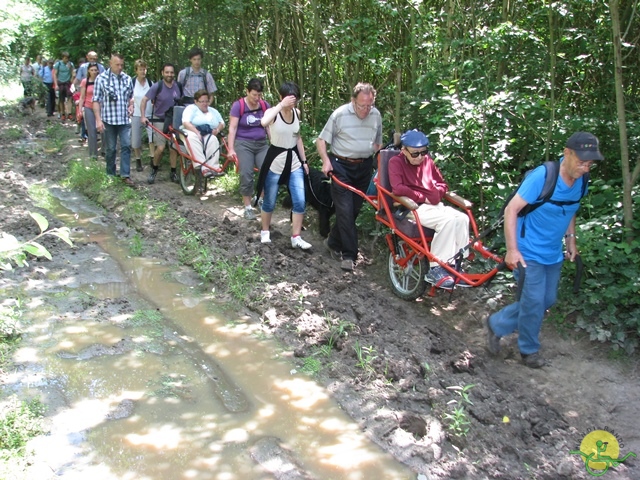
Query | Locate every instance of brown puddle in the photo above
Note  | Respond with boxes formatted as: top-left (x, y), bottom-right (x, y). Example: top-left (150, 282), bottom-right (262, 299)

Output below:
top-left (37, 188), bottom-right (415, 479)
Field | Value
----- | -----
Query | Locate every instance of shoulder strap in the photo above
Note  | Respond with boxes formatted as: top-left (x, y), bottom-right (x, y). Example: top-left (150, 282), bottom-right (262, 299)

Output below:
top-left (239, 97), bottom-right (245, 117)
top-left (239, 98), bottom-right (267, 117)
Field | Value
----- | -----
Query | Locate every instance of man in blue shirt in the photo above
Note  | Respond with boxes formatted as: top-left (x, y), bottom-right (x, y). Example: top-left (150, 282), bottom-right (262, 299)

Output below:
top-left (92, 53), bottom-right (135, 186)
top-left (486, 132), bottom-right (604, 368)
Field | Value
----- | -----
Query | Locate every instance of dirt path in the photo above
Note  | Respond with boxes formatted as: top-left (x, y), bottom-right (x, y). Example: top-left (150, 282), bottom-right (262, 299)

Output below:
top-left (2, 108), bottom-right (639, 479)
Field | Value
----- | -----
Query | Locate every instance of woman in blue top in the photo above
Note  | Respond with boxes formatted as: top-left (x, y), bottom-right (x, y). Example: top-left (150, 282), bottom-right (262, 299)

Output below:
top-left (181, 89), bottom-right (225, 177)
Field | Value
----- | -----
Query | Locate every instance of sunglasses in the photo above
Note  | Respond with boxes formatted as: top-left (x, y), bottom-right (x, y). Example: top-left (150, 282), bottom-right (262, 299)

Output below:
top-left (405, 149), bottom-right (428, 158)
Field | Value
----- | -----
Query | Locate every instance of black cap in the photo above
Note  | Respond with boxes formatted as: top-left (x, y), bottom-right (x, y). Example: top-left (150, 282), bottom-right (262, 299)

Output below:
top-left (566, 132), bottom-right (604, 161)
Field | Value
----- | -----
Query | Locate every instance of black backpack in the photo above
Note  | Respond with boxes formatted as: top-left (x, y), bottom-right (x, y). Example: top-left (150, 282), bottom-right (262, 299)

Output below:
top-left (501, 161), bottom-right (589, 237)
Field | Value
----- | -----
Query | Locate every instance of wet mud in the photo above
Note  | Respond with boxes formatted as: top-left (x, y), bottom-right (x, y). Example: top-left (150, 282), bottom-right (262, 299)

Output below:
top-left (1, 110), bottom-right (639, 479)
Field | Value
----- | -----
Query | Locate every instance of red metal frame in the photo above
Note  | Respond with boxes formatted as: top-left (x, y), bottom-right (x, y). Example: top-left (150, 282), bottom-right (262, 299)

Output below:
top-left (146, 121), bottom-right (239, 178)
top-left (329, 153), bottom-right (507, 294)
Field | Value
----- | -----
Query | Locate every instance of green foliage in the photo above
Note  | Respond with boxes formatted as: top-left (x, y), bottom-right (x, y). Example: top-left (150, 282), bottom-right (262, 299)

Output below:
top-left (0, 298), bottom-right (22, 339)
top-left (443, 405), bottom-right (471, 438)
top-left (0, 396), bottom-right (46, 456)
top-left (556, 192), bottom-right (640, 354)
top-left (300, 357), bottom-right (321, 376)
top-left (353, 340), bottom-right (377, 377)
top-left (0, 212), bottom-right (72, 271)
top-left (215, 255), bottom-right (263, 301)
top-left (129, 233), bottom-right (143, 256)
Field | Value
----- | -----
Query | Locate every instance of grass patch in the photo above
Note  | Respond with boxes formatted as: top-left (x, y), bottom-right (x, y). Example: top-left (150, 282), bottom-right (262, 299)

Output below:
top-left (216, 255), bottom-right (263, 301)
top-left (65, 160), bottom-right (110, 199)
top-left (129, 233), bottom-right (143, 256)
top-left (5, 127), bottom-right (23, 141)
top-left (216, 170), bottom-right (240, 195)
top-left (300, 357), bottom-right (321, 375)
top-left (44, 124), bottom-right (65, 152)
top-left (0, 396), bottom-right (46, 456)
top-left (146, 374), bottom-right (192, 399)
top-left (126, 310), bottom-right (163, 333)
top-left (27, 184), bottom-right (56, 211)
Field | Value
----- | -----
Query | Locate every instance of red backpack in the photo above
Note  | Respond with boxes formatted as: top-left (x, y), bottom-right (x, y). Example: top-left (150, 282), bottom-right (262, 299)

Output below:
top-left (238, 97), bottom-right (267, 117)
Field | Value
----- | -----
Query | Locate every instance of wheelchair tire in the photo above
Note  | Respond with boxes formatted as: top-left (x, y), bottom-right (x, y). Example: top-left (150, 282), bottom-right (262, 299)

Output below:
top-left (388, 240), bottom-right (428, 300)
top-left (179, 156), bottom-right (197, 195)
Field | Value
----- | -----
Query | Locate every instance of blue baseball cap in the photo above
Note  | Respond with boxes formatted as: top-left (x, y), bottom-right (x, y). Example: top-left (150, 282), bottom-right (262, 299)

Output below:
top-left (566, 132), bottom-right (604, 161)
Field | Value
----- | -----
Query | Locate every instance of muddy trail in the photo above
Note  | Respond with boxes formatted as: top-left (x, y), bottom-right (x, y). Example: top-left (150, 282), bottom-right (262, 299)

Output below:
top-left (1, 108), bottom-right (639, 479)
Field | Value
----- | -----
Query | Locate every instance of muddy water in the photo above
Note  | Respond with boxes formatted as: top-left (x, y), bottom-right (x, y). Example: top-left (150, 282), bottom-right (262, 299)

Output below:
top-left (43, 188), bottom-right (415, 479)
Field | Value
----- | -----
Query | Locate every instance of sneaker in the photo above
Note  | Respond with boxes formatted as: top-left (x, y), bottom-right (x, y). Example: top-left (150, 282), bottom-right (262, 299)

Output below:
top-left (341, 259), bottom-right (355, 271)
top-left (122, 177), bottom-right (135, 187)
top-left (244, 207), bottom-right (257, 220)
top-left (425, 265), bottom-right (455, 289)
top-left (170, 171), bottom-right (179, 183)
top-left (521, 352), bottom-right (546, 369)
top-left (260, 230), bottom-right (271, 244)
top-left (147, 168), bottom-right (158, 184)
top-left (135, 158), bottom-right (143, 172)
top-left (485, 316), bottom-right (501, 355)
top-left (203, 168), bottom-right (225, 178)
top-left (251, 195), bottom-right (264, 209)
top-left (323, 238), bottom-right (342, 261)
top-left (291, 236), bottom-right (312, 250)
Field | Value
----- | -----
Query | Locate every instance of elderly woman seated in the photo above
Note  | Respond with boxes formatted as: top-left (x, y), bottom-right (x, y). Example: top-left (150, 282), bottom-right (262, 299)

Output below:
top-left (181, 89), bottom-right (225, 177)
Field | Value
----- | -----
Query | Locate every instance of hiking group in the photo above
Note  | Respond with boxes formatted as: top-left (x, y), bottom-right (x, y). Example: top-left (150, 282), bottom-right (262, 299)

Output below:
top-left (21, 47), bottom-right (604, 368)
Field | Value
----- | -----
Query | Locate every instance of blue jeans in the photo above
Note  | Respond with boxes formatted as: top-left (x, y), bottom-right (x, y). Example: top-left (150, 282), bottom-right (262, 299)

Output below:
top-left (489, 260), bottom-right (563, 355)
top-left (104, 123), bottom-right (132, 177)
top-left (261, 167), bottom-right (305, 214)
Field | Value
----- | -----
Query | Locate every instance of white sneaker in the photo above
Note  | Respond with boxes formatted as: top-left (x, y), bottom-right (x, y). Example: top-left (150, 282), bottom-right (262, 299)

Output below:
top-left (291, 236), bottom-right (312, 250)
top-left (261, 230), bottom-right (271, 244)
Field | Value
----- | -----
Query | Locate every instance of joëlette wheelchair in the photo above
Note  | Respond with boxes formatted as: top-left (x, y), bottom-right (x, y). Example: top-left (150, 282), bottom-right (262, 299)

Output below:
top-left (146, 106), bottom-right (238, 196)
top-left (330, 148), bottom-right (506, 299)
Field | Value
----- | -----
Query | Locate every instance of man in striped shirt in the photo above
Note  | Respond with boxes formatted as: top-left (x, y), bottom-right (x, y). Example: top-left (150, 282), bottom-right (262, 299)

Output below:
top-left (92, 53), bottom-right (135, 186)
top-left (317, 83), bottom-right (382, 271)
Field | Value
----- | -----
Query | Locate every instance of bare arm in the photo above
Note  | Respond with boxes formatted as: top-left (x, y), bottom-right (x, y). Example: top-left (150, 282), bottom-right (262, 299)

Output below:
top-left (92, 101), bottom-right (104, 133)
top-left (227, 116), bottom-right (239, 157)
top-left (316, 138), bottom-right (332, 176)
top-left (52, 66), bottom-right (58, 90)
top-left (77, 84), bottom-right (87, 120)
top-left (564, 215), bottom-right (578, 261)
top-left (296, 119), bottom-right (308, 174)
top-left (503, 193), bottom-right (528, 269)
top-left (140, 96), bottom-right (150, 124)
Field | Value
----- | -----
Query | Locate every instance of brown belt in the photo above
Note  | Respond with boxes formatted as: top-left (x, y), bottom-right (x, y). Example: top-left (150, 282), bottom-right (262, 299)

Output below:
top-left (332, 153), bottom-right (370, 164)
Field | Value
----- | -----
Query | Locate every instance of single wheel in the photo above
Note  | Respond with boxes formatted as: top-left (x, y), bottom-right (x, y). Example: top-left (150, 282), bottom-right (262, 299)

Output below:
top-left (388, 240), bottom-right (428, 300)
top-left (179, 156), bottom-right (197, 195)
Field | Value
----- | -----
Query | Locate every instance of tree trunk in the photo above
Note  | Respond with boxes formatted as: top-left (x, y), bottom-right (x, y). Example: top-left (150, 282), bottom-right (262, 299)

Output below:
top-left (610, 0), bottom-right (635, 237)
top-left (545, 0), bottom-right (556, 161)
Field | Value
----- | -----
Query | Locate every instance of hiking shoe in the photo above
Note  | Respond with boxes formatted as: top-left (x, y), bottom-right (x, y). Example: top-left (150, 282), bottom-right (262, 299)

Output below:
top-left (147, 169), bottom-right (158, 185)
top-left (260, 230), bottom-right (271, 244)
top-left (341, 259), bottom-right (355, 271)
top-left (323, 238), bottom-right (342, 261)
top-left (170, 171), bottom-right (179, 183)
top-left (244, 207), bottom-right (257, 220)
top-left (521, 352), bottom-right (546, 369)
top-left (122, 177), bottom-right (135, 187)
top-left (485, 316), bottom-right (501, 355)
top-left (135, 158), bottom-right (143, 172)
top-left (291, 236), bottom-right (312, 250)
top-left (251, 195), bottom-right (264, 209)
top-left (425, 265), bottom-right (454, 289)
